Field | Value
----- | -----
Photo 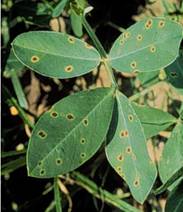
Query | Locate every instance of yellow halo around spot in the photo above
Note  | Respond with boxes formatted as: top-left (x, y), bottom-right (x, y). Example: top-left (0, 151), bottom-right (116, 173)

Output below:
top-left (130, 61), bottom-right (137, 69)
top-left (136, 34), bottom-right (143, 41)
top-left (145, 19), bottom-right (153, 29)
top-left (31, 55), bottom-right (40, 63)
top-left (158, 20), bottom-right (165, 28)
top-left (68, 36), bottom-right (75, 43)
top-left (150, 45), bottom-right (156, 53)
top-left (65, 65), bottom-right (73, 73)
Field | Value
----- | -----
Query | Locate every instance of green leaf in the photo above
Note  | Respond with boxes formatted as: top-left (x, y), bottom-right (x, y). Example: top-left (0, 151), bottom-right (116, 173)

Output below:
top-left (54, 177), bottom-right (62, 212)
top-left (137, 71), bottom-right (159, 87)
top-left (70, 7), bottom-right (83, 37)
top-left (158, 123), bottom-right (183, 186)
top-left (105, 91), bottom-right (157, 204)
top-left (52, 0), bottom-right (69, 17)
top-left (109, 17), bottom-right (182, 73)
top-left (27, 88), bottom-right (114, 178)
top-left (165, 180), bottom-right (183, 212)
top-left (165, 50), bottom-right (183, 95)
top-left (12, 31), bottom-right (101, 79)
top-left (132, 103), bottom-right (177, 138)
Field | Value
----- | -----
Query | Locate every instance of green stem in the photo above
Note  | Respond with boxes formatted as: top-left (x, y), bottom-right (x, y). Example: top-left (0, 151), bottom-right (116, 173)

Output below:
top-left (82, 15), bottom-right (118, 88)
top-left (54, 177), bottom-right (62, 212)
top-left (2, 85), bottom-right (34, 129)
top-left (71, 171), bottom-right (140, 212)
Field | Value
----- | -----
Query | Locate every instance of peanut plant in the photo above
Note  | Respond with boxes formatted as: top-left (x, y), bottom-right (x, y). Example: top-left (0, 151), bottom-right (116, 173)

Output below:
top-left (10, 4), bottom-right (183, 210)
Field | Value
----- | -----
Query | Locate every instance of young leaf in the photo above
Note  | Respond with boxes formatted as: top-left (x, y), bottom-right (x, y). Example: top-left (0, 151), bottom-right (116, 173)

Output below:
top-left (158, 122), bottom-right (183, 186)
top-left (27, 88), bottom-right (114, 178)
top-left (165, 50), bottom-right (183, 95)
top-left (52, 0), bottom-right (69, 18)
top-left (132, 103), bottom-right (177, 139)
top-left (165, 180), bottom-right (183, 212)
top-left (109, 17), bottom-right (182, 73)
top-left (70, 7), bottom-right (83, 37)
top-left (105, 91), bottom-right (157, 204)
top-left (12, 31), bottom-right (101, 79)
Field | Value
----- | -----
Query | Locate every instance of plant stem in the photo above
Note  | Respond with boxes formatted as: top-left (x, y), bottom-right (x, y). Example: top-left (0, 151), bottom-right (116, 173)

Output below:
top-left (54, 177), bottom-right (62, 212)
top-left (70, 171), bottom-right (140, 212)
top-left (82, 15), bottom-right (118, 88)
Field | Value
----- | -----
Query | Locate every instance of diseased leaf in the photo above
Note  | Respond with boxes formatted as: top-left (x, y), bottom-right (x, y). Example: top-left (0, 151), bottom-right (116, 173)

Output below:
top-left (165, 51), bottom-right (183, 95)
top-left (12, 31), bottom-right (100, 79)
top-left (109, 17), bottom-right (182, 73)
top-left (105, 91), bottom-right (157, 204)
top-left (27, 88), bottom-right (114, 178)
top-left (132, 103), bottom-right (176, 138)
top-left (158, 123), bottom-right (183, 186)
top-left (165, 180), bottom-right (183, 212)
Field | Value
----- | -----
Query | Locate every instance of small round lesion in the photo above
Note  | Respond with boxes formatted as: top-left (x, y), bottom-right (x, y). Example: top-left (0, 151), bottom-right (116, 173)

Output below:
top-left (170, 71), bottom-right (178, 78)
top-left (37, 130), bottom-right (47, 139)
top-left (149, 45), bottom-right (156, 53)
top-left (65, 65), bottom-right (73, 73)
top-left (128, 114), bottom-right (134, 121)
top-left (123, 31), bottom-right (130, 39)
top-left (50, 111), bottom-right (58, 118)
top-left (80, 152), bottom-right (86, 158)
top-left (83, 118), bottom-right (88, 126)
top-left (40, 169), bottom-right (46, 176)
top-left (31, 55), bottom-right (40, 63)
top-left (80, 138), bottom-right (86, 144)
top-left (130, 61), bottom-right (137, 69)
top-left (56, 158), bottom-right (63, 165)
top-left (68, 36), bottom-right (75, 44)
top-left (158, 20), bottom-right (165, 28)
top-left (136, 34), bottom-right (143, 41)
top-left (133, 177), bottom-right (140, 187)
top-left (117, 154), bottom-right (124, 161)
top-left (66, 113), bottom-right (75, 121)
top-left (126, 146), bottom-right (132, 154)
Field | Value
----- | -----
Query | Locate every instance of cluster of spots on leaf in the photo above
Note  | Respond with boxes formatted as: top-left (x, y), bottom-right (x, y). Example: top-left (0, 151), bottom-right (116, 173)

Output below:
top-left (56, 158), bottom-right (63, 165)
top-left (65, 65), bottom-right (73, 73)
top-left (128, 114), bottom-right (134, 121)
top-left (158, 20), bottom-right (165, 28)
top-left (145, 19), bottom-right (153, 29)
top-left (123, 31), bottom-right (130, 39)
top-left (126, 146), bottom-right (132, 154)
top-left (130, 61), bottom-right (137, 69)
top-left (66, 113), bottom-right (75, 121)
top-left (149, 45), bottom-right (156, 53)
top-left (40, 169), bottom-right (46, 176)
top-left (37, 130), bottom-right (47, 139)
top-left (120, 130), bottom-right (129, 138)
top-left (31, 55), bottom-right (40, 63)
top-left (83, 118), bottom-right (89, 126)
top-left (136, 34), bottom-right (143, 41)
top-left (68, 36), bottom-right (75, 44)
top-left (50, 111), bottom-right (58, 118)
top-left (80, 152), bottom-right (86, 158)
top-left (170, 71), bottom-right (178, 78)
top-left (80, 138), bottom-right (86, 144)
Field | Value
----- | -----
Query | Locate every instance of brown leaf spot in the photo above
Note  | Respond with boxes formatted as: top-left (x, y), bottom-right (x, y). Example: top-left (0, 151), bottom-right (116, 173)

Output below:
top-left (50, 111), bottom-right (58, 118)
top-left (31, 55), bottom-right (40, 63)
top-left (120, 130), bottom-right (129, 138)
top-left (37, 130), bottom-right (47, 139)
top-left (68, 36), bottom-right (75, 44)
top-left (66, 113), bottom-right (75, 121)
top-left (145, 19), bottom-right (153, 29)
top-left (65, 65), bottom-right (73, 73)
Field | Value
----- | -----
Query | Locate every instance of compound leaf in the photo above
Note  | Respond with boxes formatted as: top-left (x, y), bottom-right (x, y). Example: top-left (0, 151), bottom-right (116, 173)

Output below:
top-left (27, 88), bottom-right (114, 178)
top-left (109, 17), bottom-right (182, 73)
top-left (158, 122), bottom-right (183, 185)
top-left (12, 31), bottom-right (100, 79)
top-left (132, 103), bottom-right (177, 138)
top-left (105, 91), bottom-right (157, 204)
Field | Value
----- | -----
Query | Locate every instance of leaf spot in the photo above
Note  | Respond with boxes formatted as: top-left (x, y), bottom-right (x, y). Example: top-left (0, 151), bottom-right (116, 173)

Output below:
top-left (85, 43), bottom-right (93, 49)
top-left (117, 154), bottom-right (124, 161)
top-left (120, 130), bottom-right (129, 138)
top-left (158, 20), bottom-right (165, 28)
top-left (40, 169), bottom-right (46, 176)
top-left (123, 31), bottom-right (130, 39)
top-left (83, 118), bottom-right (89, 126)
top-left (136, 34), bottom-right (143, 41)
top-left (31, 55), bottom-right (40, 63)
top-left (116, 166), bottom-right (122, 173)
top-left (56, 158), bottom-right (63, 165)
top-left (68, 36), bottom-right (75, 43)
top-left (119, 38), bottom-right (124, 45)
top-left (66, 113), bottom-right (75, 121)
top-left (126, 146), bottom-right (132, 154)
top-left (38, 161), bottom-right (43, 166)
top-left (133, 178), bottom-right (140, 187)
top-left (65, 65), bottom-right (73, 73)
top-left (149, 45), bottom-right (156, 53)
top-left (80, 138), bottom-right (86, 144)
top-left (80, 152), bottom-right (86, 158)
top-left (145, 19), bottom-right (153, 29)
top-left (37, 130), bottom-right (47, 139)
top-left (50, 111), bottom-right (58, 118)
top-left (128, 114), bottom-right (134, 121)
top-left (130, 61), bottom-right (137, 69)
